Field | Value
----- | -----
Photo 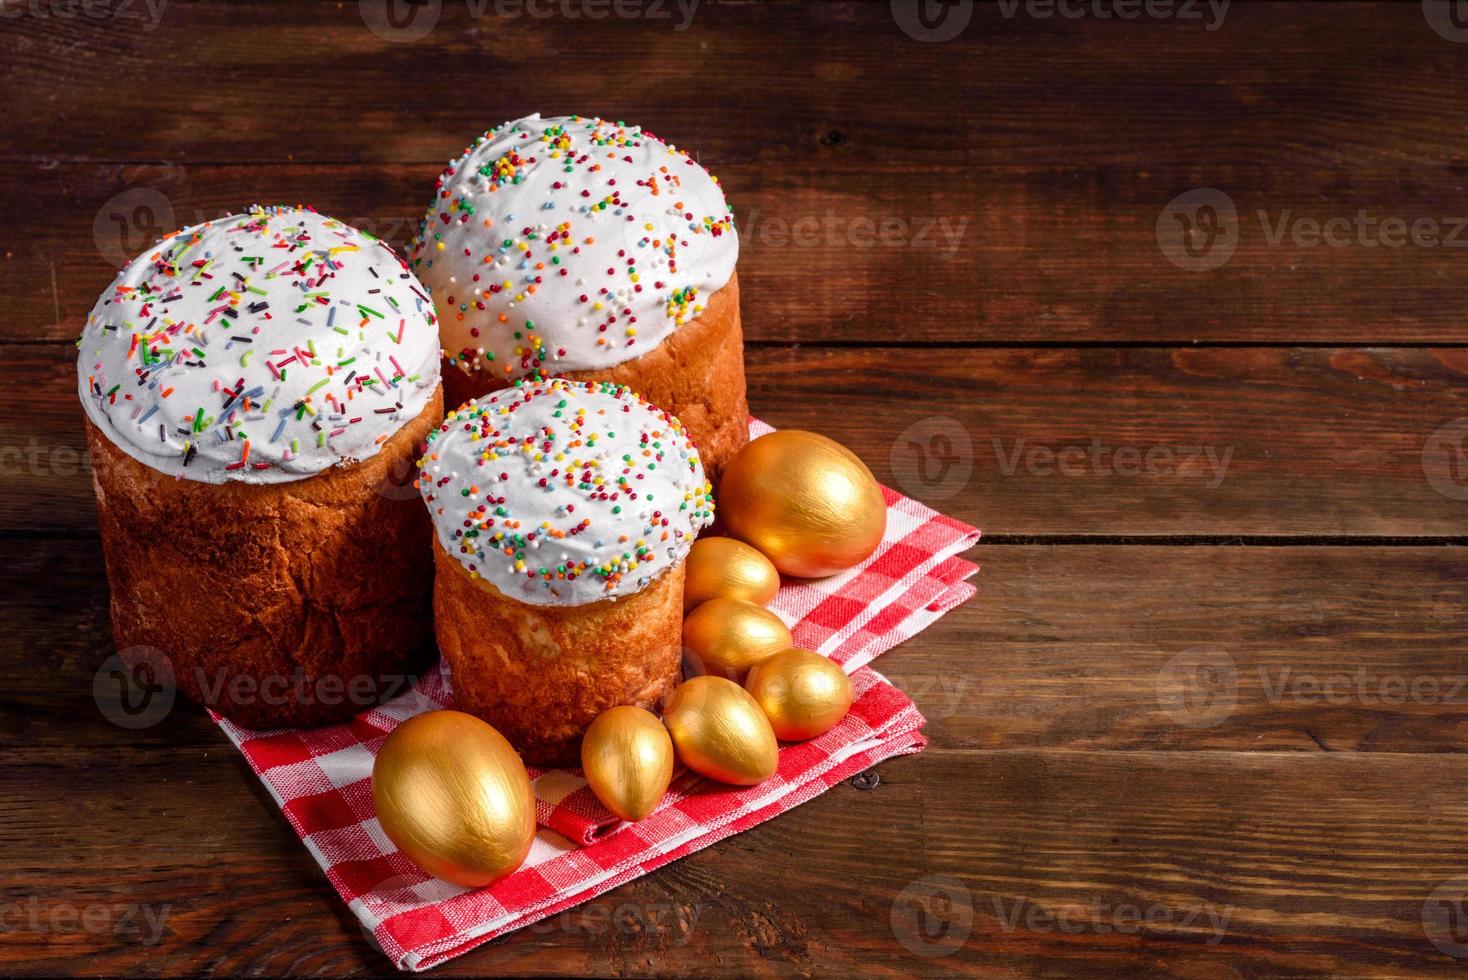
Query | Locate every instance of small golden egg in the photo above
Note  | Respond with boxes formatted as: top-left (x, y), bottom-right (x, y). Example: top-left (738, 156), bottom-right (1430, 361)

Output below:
top-left (683, 536), bottom-right (781, 612)
top-left (371, 710), bottom-right (535, 888)
top-left (662, 675), bottom-right (779, 786)
top-left (719, 430), bottom-right (887, 578)
top-left (581, 706), bottom-right (675, 822)
top-left (745, 649), bottom-right (855, 741)
top-left (683, 597), bottom-right (793, 682)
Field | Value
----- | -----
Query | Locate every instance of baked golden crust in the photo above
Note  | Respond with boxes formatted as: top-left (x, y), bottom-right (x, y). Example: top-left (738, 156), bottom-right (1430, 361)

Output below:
top-left (443, 274), bottom-right (748, 480)
top-left (87, 386), bottom-right (445, 729)
top-left (431, 538), bottom-right (685, 765)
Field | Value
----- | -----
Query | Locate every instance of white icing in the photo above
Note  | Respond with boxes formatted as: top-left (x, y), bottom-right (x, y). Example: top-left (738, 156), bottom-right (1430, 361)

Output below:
top-left (77, 206), bottom-right (441, 484)
top-left (411, 113), bottom-right (738, 380)
top-left (418, 377), bottom-right (715, 607)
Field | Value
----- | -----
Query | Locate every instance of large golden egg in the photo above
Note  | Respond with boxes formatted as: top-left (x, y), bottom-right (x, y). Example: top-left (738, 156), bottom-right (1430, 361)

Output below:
top-left (683, 537), bottom-right (781, 612)
top-left (580, 706), bottom-right (674, 822)
top-left (662, 676), bottom-right (779, 786)
top-left (745, 649), bottom-right (855, 741)
top-left (683, 597), bottom-right (793, 682)
top-left (718, 430), bottom-right (887, 578)
top-left (371, 710), bottom-right (535, 888)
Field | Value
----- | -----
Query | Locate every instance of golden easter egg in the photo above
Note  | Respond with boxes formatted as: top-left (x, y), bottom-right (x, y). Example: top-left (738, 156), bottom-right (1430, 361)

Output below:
top-left (682, 536), bottom-right (781, 612)
top-left (661, 675), bottom-right (779, 786)
top-left (718, 430), bottom-right (886, 578)
top-left (580, 706), bottom-right (675, 822)
top-left (683, 597), bottom-right (793, 682)
top-left (745, 649), bottom-right (855, 741)
top-left (371, 710), bottom-right (535, 888)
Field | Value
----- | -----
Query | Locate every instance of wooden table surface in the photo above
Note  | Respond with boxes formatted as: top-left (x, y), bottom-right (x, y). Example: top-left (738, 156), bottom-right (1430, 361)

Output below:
top-left (7, 1), bottom-right (1468, 975)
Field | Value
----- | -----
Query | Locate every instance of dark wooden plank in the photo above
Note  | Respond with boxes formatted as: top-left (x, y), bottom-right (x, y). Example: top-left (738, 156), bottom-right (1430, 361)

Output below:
top-left (9, 735), bottom-right (1468, 975)
top-left (14, 344), bottom-right (1468, 536)
top-left (922, 544), bottom-right (1468, 753)
top-left (12, 161), bottom-right (1468, 345)
top-left (7, 2), bottom-right (1468, 170)
top-left (12, 538), bottom-right (1468, 759)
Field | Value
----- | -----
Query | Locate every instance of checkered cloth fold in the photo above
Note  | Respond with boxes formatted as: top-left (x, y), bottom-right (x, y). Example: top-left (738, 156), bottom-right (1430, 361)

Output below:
top-left (214, 420), bottom-right (979, 970)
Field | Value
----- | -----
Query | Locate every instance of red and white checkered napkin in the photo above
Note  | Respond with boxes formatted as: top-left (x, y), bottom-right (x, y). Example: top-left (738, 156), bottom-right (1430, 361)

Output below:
top-left (214, 420), bottom-right (979, 971)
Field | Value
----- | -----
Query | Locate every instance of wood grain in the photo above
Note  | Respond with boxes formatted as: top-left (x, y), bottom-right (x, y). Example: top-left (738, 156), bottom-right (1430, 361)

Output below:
top-left (8, 2), bottom-right (1468, 170)
top-left (9, 735), bottom-right (1468, 975)
top-left (11, 538), bottom-right (1468, 759)
top-left (7, 1), bottom-right (1468, 976)
top-left (13, 161), bottom-right (1468, 345)
top-left (9, 2), bottom-right (1468, 345)
top-left (21, 344), bottom-right (1468, 536)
